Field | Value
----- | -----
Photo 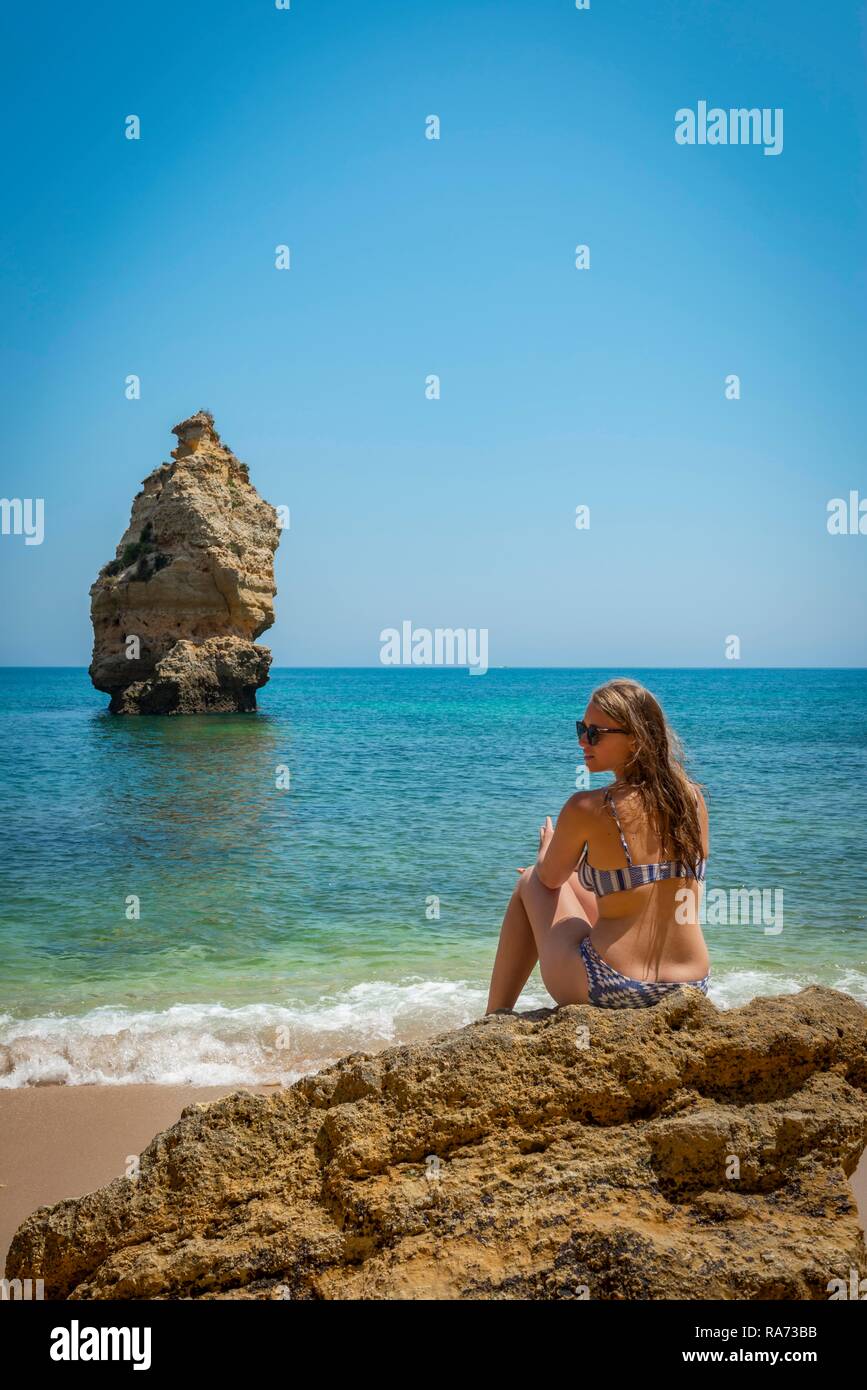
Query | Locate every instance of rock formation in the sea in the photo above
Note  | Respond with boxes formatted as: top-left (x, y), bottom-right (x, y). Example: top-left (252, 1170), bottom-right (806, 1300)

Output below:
top-left (7, 987), bottom-right (867, 1300)
top-left (88, 410), bottom-right (280, 714)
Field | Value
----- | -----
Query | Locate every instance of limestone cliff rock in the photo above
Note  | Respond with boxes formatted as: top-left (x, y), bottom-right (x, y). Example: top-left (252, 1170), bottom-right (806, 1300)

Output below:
top-left (7, 987), bottom-right (867, 1300)
top-left (89, 411), bottom-right (280, 714)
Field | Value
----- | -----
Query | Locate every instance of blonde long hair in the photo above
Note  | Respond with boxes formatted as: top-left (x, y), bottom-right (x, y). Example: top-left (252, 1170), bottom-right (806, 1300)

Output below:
top-left (590, 678), bottom-right (705, 875)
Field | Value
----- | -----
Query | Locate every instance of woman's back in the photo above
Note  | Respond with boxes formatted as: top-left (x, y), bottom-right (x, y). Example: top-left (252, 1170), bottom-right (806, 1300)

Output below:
top-left (576, 782), bottom-right (710, 981)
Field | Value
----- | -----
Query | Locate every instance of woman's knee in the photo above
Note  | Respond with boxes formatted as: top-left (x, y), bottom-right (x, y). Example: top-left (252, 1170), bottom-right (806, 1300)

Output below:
top-left (513, 867), bottom-right (534, 905)
top-left (517, 864), bottom-right (549, 900)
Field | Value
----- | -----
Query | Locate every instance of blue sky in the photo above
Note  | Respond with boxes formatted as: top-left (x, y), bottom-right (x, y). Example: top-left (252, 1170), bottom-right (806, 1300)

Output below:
top-left (1, 0), bottom-right (865, 666)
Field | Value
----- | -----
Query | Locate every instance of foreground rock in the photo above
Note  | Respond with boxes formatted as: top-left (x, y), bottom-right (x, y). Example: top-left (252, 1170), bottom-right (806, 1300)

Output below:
top-left (8, 988), bottom-right (867, 1300)
top-left (89, 410), bottom-right (280, 714)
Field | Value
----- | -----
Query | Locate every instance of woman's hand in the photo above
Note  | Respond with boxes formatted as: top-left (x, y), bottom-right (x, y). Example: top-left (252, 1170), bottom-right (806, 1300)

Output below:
top-left (515, 816), bottom-right (554, 874)
top-left (537, 816), bottom-right (554, 860)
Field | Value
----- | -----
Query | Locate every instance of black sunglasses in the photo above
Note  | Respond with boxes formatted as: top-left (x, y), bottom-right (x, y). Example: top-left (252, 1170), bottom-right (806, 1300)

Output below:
top-left (576, 719), bottom-right (628, 745)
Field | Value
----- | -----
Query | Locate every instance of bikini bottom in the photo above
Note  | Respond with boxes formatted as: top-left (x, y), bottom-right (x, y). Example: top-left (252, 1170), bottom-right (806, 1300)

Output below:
top-left (579, 934), bottom-right (710, 1010)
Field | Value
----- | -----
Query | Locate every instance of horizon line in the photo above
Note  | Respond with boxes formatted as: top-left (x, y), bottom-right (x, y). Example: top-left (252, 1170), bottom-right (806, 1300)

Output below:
top-left (1, 665), bottom-right (866, 674)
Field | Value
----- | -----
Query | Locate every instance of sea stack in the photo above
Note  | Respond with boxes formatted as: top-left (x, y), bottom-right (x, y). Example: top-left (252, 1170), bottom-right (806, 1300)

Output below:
top-left (89, 410), bottom-right (280, 714)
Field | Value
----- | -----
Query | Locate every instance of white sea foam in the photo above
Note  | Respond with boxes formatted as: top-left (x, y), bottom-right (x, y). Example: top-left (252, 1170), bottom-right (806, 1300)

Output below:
top-left (0, 978), bottom-right (543, 1088)
top-left (0, 969), bottom-right (862, 1087)
top-left (707, 968), bottom-right (867, 1010)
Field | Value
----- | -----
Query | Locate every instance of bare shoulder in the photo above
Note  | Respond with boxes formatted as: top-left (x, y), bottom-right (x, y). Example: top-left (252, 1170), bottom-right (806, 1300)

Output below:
top-left (562, 789), bottom-right (608, 821)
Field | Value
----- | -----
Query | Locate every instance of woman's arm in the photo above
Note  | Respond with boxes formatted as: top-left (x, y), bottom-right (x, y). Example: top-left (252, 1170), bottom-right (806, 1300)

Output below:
top-left (535, 794), bottom-right (593, 890)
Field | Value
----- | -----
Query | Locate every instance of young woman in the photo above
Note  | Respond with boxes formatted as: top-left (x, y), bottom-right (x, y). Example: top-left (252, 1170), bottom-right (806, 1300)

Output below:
top-left (486, 677), bottom-right (711, 1011)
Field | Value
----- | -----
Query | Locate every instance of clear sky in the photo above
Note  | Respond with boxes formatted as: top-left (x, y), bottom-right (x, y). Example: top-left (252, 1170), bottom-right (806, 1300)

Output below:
top-left (1, 0), bottom-right (865, 667)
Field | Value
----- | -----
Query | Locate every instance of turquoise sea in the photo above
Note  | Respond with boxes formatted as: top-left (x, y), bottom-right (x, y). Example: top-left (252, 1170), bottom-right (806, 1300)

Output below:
top-left (1, 667), bottom-right (865, 1087)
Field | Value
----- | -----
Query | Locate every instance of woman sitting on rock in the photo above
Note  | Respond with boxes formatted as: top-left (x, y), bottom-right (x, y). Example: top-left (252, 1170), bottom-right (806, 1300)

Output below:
top-left (486, 677), bottom-right (711, 1011)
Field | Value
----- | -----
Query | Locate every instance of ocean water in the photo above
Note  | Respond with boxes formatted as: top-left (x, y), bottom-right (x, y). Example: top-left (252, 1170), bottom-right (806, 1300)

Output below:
top-left (0, 667), bottom-right (865, 1087)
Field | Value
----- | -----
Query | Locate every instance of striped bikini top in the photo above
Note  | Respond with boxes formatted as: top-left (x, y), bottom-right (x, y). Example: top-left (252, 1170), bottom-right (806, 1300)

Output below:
top-left (576, 787), bottom-right (707, 897)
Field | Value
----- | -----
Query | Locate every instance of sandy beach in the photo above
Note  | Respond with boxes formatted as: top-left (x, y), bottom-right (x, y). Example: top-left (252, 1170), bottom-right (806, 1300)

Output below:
top-left (2, 1081), bottom-right (867, 1282)
top-left (0, 1083), bottom-right (276, 1274)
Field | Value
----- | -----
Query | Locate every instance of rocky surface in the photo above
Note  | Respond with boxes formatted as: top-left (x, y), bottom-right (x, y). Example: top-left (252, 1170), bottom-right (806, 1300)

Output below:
top-left (107, 635), bottom-right (271, 716)
top-left (89, 411), bottom-right (280, 714)
top-left (8, 987), bottom-right (867, 1300)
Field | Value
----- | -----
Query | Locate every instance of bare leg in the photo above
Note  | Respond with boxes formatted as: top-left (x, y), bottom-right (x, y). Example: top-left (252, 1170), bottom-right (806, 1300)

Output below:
top-left (565, 871), bottom-right (600, 928)
top-left (486, 885), bottom-right (539, 1013)
top-left (516, 866), bottom-right (595, 1006)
